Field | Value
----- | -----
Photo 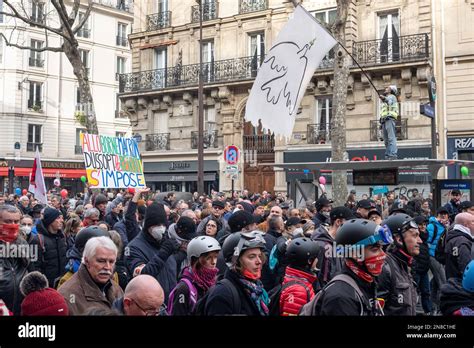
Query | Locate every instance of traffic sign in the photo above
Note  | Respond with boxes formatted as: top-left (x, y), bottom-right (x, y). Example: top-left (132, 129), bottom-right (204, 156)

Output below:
top-left (420, 103), bottom-right (435, 119)
top-left (224, 145), bottom-right (240, 165)
top-left (225, 165), bottom-right (239, 175)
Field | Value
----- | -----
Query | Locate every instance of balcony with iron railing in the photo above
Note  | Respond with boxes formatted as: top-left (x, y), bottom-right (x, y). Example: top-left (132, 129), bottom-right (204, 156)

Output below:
top-left (119, 34), bottom-right (430, 94)
top-left (352, 33), bottom-right (430, 65)
top-left (191, 130), bottom-right (218, 149)
top-left (75, 145), bottom-right (83, 155)
top-left (116, 35), bottom-right (127, 46)
top-left (147, 11), bottom-right (171, 31)
top-left (191, 1), bottom-right (218, 22)
top-left (243, 134), bottom-right (275, 153)
top-left (239, 0), bottom-right (268, 14)
top-left (146, 133), bottom-right (171, 151)
top-left (119, 55), bottom-right (262, 93)
top-left (28, 57), bottom-right (44, 68)
top-left (27, 142), bottom-right (42, 152)
top-left (370, 118), bottom-right (408, 141)
top-left (307, 124), bottom-right (330, 144)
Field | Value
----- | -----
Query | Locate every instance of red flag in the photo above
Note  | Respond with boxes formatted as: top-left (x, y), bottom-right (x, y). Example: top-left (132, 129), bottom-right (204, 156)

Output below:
top-left (28, 149), bottom-right (47, 204)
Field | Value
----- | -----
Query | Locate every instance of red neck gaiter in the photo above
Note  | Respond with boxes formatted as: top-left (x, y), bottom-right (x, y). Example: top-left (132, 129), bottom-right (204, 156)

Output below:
top-left (242, 269), bottom-right (261, 280)
top-left (345, 259), bottom-right (374, 283)
top-left (363, 252), bottom-right (386, 276)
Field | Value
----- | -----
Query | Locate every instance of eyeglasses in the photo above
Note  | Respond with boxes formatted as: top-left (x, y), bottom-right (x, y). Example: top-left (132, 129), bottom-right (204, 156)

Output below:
top-left (355, 224), bottom-right (394, 247)
top-left (207, 224), bottom-right (217, 228)
top-left (132, 299), bottom-right (164, 316)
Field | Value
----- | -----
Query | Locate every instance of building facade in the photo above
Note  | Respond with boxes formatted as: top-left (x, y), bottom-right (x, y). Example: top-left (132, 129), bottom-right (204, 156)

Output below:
top-left (119, 0), bottom-right (437, 198)
top-left (0, 0), bottom-right (133, 193)
top-left (432, 0), bottom-right (474, 180)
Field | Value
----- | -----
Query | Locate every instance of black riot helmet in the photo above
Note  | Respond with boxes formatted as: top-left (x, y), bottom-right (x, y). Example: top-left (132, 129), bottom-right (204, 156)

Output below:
top-left (285, 237), bottom-right (321, 269)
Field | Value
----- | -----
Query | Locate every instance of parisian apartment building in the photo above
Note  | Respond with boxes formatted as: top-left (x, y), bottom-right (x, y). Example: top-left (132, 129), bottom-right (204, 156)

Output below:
top-left (0, 0), bottom-right (133, 193)
top-left (118, 0), bottom-right (474, 199)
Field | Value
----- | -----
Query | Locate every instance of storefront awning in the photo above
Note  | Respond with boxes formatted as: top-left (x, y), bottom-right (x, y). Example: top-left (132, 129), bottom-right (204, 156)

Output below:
top-left (1, 168), bottom-right (87, 179)
top-left (145, 173), bottom-right (216, 182)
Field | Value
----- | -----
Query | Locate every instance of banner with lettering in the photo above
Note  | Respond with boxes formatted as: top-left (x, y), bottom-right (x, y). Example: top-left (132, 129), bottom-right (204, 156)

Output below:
top-left (81, 133), bottom-right (146, 188)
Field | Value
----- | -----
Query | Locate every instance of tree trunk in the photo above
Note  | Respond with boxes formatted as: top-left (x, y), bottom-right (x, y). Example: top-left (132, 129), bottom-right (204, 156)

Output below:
top-left (330, 0), bottom-right (350, 206)
top-left (63, 38), bottom-right (99, 135)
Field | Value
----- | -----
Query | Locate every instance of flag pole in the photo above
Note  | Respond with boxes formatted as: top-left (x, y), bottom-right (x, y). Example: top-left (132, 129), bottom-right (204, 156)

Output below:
top-left (288, 0), bottom-right (381, 96)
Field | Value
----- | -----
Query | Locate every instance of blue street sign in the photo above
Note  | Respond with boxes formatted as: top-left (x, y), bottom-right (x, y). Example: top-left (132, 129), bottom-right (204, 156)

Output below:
top-left (420, 103), bottom-right (435, 119)
top-left (132, 133), bottom-right (142, 143)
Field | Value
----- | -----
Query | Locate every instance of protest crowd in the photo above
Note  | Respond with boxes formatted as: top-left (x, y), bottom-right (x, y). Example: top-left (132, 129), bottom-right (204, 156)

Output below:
top-left (0, 185), bottom-right (473, 316)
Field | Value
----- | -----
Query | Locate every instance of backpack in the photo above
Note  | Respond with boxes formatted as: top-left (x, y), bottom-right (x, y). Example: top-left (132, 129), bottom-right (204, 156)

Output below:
top-left (193, 278), bottom-right (241, 316)
top-left (268, 278), bottom-right (311, 316)
top-left (434, 230), bottom-right (448, 265)
top-left (299, 274), bottom-right (364, 316)
top-left (167, 278), bottom-right (198, 315)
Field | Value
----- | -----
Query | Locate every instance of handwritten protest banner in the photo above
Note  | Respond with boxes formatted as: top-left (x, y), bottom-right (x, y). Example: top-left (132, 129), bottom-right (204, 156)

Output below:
top-left (81, 133), bottom-right (146, 188)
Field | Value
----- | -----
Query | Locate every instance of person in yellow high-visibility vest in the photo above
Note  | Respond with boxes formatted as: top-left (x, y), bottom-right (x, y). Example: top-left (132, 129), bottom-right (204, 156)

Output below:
top-left (379, 85), bottom-right (399, 160)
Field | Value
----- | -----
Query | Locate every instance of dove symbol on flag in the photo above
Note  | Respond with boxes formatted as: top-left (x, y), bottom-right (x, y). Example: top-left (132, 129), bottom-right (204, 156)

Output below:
top-left (245, 5), bottom-right (337, 138)
top-left (260, 39), bottom-right (316, 115)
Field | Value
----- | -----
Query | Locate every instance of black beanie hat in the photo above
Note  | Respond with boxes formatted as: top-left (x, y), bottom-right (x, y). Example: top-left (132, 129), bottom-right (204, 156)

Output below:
top-left (176, 216), bottom-right (197, 240)
top-left (42, 208), bottom-right (62, 228)
top-left (228, 210), bottom-right (255, 233)
top-left (143, 202), bottom-right (167, 233)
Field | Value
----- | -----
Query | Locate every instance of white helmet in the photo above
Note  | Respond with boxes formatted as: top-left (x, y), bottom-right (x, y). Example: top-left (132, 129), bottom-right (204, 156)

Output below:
top-left (187, 236), bottom-right (221, 263)
top-left (389, 85), bottom-right (398, 95)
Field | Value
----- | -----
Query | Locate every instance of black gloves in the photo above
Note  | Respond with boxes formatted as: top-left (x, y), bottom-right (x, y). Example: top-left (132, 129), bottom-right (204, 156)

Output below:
top-left (157, 238), bottom-right (180, 260)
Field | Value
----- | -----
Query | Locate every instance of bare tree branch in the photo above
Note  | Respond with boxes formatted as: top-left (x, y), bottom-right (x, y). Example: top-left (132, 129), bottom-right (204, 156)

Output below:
top-left (68, 0), bottom-right (82, 23)
top-left (2, 0), bottom-right (73, 43)
top-left (72, 0), bottom-right (94, 34)
top-left (0, 32), bottom-right (63, 52)
top-left (50, 0), bottom-right (76, 41)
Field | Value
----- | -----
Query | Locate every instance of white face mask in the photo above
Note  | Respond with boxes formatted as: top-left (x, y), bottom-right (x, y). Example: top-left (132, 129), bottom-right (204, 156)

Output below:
top-left (150, 226), bottom-right (166, 242)
top-left (292, 227), bottom-right (304, 238)
top-left (21, 226), bottom-right (32, 235)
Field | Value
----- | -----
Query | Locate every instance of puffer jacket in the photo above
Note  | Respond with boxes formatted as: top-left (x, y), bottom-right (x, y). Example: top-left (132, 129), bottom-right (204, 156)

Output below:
top-left (426, 217), bottom-right (446, 257)
top-left (280, 267), bottom-right (316, 316)
top-left (0, 238), bottom-right (29, 315)
top-left (36, 221), bottom-right (68, 287)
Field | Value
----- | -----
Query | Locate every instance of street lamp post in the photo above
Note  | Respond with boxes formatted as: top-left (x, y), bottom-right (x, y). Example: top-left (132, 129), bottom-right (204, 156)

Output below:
top-left (197, 0), bottom-right (205, 195)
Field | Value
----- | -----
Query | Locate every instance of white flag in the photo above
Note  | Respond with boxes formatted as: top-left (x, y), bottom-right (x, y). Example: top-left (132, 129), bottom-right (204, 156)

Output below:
top-left (28, 149), bottom-right (47, 204)
top-left (245, 5), bottom-right (337, 138)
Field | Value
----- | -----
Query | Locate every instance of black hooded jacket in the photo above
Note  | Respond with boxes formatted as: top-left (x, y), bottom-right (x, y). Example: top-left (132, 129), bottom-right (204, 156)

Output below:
top-left (444, 227), bottom-right (473, 280)
top-left (36, 221), bottom-right (67, 287)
